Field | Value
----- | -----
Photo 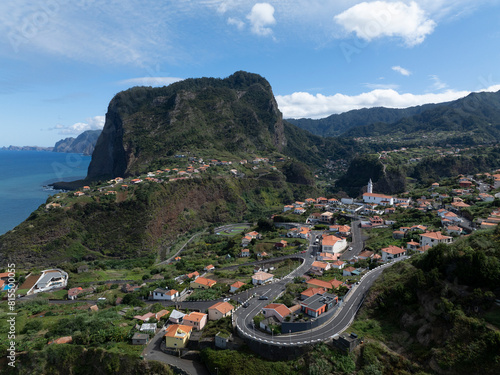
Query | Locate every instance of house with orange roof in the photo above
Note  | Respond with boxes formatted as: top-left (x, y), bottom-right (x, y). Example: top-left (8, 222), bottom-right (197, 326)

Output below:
top-left (230, 281), bottom-right (246, 293)
top-left (134, 312), bottom-right (155, 322)
top-left (306, 279), bottom-right (332, 290)
top-left (321, 235), bottom-right (347, 253)
top-left (190, 277), bottom-right (216, 289)
top-left (240, 248), bottom-right (250, 257)
top-left (392, 230), bottom-right (405, 239)
top-left (262, 303), bottom-right (291, 322)
top-left (275, 240), bottom-right (288, 249)
top-left (307, 278), bottom-right (343, 291)
top-left (204, 264), bottom-right (215, 271)
top-left (331, 260), bottom-right (346, 270)
top-left (311, 261), bottom-right (330, 274)
top-left (283, 205), bottom-right (294, 212)
top-left (74, 191), bottom-right (85, 197)
top-left (329, 225), bottom-right (351, 236)
top-left (317, 252), bottom-right (341, 262)
top-left (294, 207), bottom-right (306, 215)
top-left (406, 241), bottom-right (420, 251)
top-left (305, 198), bottom-right (316, 205)
top-left (151, 288), bottom-right (179, 301)
top-left (246, 231), bottom-right (261, 239)
top-left (208, 301), bottom-right (234, 320)
top-left (186, 271), bottom-right (199, 280)
top-left (330, 279), bottom-right (344, 289)
top-left (419, 232), bottom-right (453, 248)
top-left (343, 266), bottom-right (357, 276)
top-left (381, 246), bottom-right (407, 261)
top-left (241, 235), bottom-right (253, 247)
top-left (183, 312), bottom-right (208, 331)
top-left (357, 250), bottom-right (373, 260)
top-left (301, 287), bottom-right (327, 300)
top-left (164, 324), bottom-right (193, 348)
top-left (445, 225), bottom-right (463, 235)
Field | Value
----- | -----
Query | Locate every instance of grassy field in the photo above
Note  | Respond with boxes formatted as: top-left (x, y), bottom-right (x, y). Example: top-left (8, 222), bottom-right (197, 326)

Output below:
top-left (216, 224), bottom-right (251, 236)
top-left (69, 269), bottom-right (145, 283)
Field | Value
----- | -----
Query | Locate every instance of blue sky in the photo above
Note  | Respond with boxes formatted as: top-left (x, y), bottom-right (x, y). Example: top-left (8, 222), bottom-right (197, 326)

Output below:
top-left (1, 0), bottom-right (500, 147)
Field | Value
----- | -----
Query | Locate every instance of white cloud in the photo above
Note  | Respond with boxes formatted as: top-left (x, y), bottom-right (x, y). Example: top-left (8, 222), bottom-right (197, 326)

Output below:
top-left (118, 77), bottom-right (183, 87)
top-left (392, 65), bottom-right (411, 76)
top-left (277, 89), bottom-right (472, 119)
top-left (246, 3), bottom-right (276, 36)
top-left (429, 75), bottom-right (448, 90)
top-left (480, 84), bottom-right (500, 92)
top-left (50, 116), bottom-right (105, 135)
top-left (228, 17), bottom-right (245, 30)
top-left (334, 1), bottom-right (436, 46)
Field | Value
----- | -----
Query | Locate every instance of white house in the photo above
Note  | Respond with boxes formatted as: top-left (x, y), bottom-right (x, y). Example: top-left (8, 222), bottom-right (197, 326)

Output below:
top-left (419, 232), bottom-right (453, 248)
top-left (330, 260), bottom-right (346, 270)
top-left (311, 261), bottom-right (330, 273)
top-left (252, 271), bottom-right (274, 285)
top-left (381, 246), bottom-right (407, 261)
top-left (321, 235), bottom-right (347, 254)
top-left (363, 193), bottom-right (394, 206)
top-left (151, 288), bottom-right (170, 300)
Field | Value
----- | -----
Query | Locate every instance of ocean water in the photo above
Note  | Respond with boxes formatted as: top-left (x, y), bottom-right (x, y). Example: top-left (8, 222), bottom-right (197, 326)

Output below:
top-left (0, 150), bottom-right (91, 235)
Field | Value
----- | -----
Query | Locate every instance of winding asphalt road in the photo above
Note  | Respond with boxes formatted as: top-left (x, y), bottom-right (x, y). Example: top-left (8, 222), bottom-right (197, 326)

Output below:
top-left (233, 221), bottom-right (405, 345)
top-left (233, 257), bottom-right (404, 345)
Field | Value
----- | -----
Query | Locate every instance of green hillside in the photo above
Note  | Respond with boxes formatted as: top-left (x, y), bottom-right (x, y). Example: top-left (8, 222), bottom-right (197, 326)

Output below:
top-left (351, 229), bottom-right (500, 375)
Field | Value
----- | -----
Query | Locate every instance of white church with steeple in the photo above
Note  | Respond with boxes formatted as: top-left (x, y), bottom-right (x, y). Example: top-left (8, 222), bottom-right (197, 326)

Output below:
top-left (362, 179), bottom-right (394, 206)
top-left (363, 180), bottom-right (411, 207)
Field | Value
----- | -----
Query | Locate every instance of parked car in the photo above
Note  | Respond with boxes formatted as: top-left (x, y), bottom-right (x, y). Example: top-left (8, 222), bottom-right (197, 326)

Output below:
top-left (258, 295), bottom-right (268, 300)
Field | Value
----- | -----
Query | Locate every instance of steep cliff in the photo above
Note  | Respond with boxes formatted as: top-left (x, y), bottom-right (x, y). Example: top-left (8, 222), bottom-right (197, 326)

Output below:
top-left (87, 71), bottom-right (287, 180)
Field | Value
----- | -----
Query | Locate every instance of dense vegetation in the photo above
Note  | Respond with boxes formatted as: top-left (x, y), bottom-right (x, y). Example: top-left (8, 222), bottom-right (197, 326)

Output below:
top-left (0, 175), bottom-right (318, 267)
top-left (287, 104), bottom-right (438, 137)
top-left (351, 228), bottom-right (500, 375)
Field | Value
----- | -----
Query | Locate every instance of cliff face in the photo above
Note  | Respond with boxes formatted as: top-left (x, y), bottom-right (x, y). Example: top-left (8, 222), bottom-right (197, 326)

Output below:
top-left (87, 71), bottom-right (287, 180)
top-left (53, 130), bottom-right (101, 155)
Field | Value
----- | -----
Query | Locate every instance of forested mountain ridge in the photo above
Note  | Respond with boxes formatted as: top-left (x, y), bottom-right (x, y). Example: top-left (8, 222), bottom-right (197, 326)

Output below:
top-left (288, 90), bottom-right (500, 146)
top-left (287, 103), bottom-right (439, 137)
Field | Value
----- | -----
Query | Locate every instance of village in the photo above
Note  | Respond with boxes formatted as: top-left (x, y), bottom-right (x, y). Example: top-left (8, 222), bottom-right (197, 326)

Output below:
top-left (3, 163), bottom-right (500, 362)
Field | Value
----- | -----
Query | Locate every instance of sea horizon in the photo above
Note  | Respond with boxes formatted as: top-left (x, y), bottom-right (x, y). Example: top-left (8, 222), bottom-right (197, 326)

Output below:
top-left (0, 150), bottom-right (91, 235)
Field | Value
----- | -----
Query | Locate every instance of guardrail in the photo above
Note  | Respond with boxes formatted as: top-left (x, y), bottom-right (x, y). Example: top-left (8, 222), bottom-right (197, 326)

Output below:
top-left (234, 258), bottom-right (404, 347)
